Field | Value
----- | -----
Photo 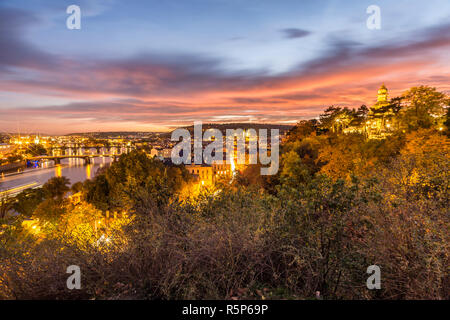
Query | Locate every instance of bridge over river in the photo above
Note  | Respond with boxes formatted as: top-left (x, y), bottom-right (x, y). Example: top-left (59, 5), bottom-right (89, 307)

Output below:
top-left (1, 147), bottom-right (134, 195)
top-left (27, 154), bottom-right (120, 165)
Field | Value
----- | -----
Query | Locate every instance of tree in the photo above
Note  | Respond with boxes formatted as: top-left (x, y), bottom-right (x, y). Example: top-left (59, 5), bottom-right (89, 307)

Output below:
top-left (280, 136), bottom-right (323, 188)
top-left (317, 133), bottom-right (368, 180)
top-left (25, 144), bottom-right (47, 157)
top-left (388, 96), bottom-right (403, 114)
top-left (33, 198), bottom-right (66, 225)
top-left (84, 151), bottom-right (191, 213)
top-left (395, 129), bottom-right (449, 200)
top-left (42, 177), bottom-right (70, 200)
top-left (285, 119), bottom-right (318, 142)
top-left (13, 188), bottom-right (45, 217)
top-left (401, 86), bottom-right (449, 130)
top-left (444, 107), bottom-right (450, 137)
top-left (71, 181), bottom-right (84, 194)
top-left (84, 174), bottom-right (111, 212)
top-left (356, 104), bottom-right (369, 118)
top-left (319, 106), bottom-right (357, 133)
top-left (0, 194), bottom-right (13, 219)
top-left (280, 150), bottom-right (312, 187)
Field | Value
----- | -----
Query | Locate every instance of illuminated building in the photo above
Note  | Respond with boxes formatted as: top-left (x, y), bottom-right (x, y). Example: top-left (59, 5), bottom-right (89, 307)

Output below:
top-left (0, 143), bottom-right (14, 156)
top-left (364, 84), bottom-right (397, 139)
top-left (185, 164), bottom-right (214, 185)
top-left (212, 161), bottom-right (232, 179)
top-left (185, 160), bottom-right (233, 186)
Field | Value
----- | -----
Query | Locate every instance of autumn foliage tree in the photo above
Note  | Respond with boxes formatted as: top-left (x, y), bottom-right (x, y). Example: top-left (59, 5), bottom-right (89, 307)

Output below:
top-left (400, 86), bottom-right (449, 130)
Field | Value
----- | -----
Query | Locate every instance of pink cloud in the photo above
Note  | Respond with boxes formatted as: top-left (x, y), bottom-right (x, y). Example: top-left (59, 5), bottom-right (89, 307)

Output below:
top-left (1, 15), bottom-right (450, 133)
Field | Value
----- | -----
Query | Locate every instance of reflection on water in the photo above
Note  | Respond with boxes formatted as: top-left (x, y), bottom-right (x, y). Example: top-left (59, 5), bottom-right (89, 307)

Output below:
top-left (0, 146), bottom-right (129, 192)
top-left (86, 163), bottom-right (92, 180)
top-left (0, 157), bottom-right (113, 191)
top-left (55, 164), bottom-right (62, 178)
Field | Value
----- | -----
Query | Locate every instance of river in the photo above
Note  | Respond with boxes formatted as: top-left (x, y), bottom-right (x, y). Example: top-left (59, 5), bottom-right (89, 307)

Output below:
top-left (0, 147), bottom-right (125, 194)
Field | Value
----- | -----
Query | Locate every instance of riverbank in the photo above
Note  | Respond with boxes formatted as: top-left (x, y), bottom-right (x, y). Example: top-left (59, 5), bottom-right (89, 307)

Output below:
top-left (0, 181), bottom-right (41, 197)
top-left (0, 161), bottom-right (25, 173)
top-left (0, 164), bottom-right (58, 178)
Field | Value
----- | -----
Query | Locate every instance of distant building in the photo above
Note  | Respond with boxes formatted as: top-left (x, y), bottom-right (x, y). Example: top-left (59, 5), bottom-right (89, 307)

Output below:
top-left (161, 148), bottom-right (172, 158)
top-left (364, 84), bottom-right (397, 139)
top-left (185, 161), bottom-right (232, 185)
top-left (185, 164), bottom-right (214, 185)
top-left (341, 84), bottom-right (399, 139)
top-left (212, 162), bottom-right (232, 179)
top-left (150, 147), bottom-right (172, 159)
top-left (150, 148), bottom-right (160, 158)
top-left (0, 143), bottom-right (14, 156)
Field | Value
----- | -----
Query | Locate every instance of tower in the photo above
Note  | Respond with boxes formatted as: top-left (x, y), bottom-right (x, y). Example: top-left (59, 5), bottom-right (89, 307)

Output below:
top-left (377, 84), bottom-right (389, 103)
top-left (366, 84), bottom-right (395, 139)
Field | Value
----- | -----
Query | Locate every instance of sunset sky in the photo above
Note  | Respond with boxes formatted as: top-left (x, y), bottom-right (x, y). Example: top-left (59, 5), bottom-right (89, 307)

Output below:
top-left (1, 0), bottom-right (449, 134)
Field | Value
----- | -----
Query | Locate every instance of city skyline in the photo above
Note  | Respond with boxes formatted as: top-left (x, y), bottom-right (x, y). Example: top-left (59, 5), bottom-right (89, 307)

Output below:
top-left (1, 0), bottom-right (450, 134)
